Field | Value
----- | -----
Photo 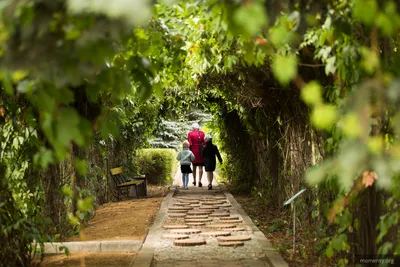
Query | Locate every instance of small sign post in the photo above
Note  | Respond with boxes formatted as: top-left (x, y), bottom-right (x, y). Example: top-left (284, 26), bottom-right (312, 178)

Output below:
top-left (284, 188), bottom-right (306, 257)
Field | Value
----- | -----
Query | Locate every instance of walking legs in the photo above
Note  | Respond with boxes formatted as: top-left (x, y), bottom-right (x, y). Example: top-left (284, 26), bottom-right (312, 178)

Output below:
top-left (198, 166), bottom-right (203, 186)
top-left (207, 172), bottom-right (213, 190)
top-left (192, 165), bottom-right (197, 185)
top-left (182, 173), bottom-right (189, 189)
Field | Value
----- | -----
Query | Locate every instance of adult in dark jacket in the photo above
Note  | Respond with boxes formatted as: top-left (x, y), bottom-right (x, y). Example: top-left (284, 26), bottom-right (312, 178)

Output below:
top-left (201, 135), bottom-right (223, 190)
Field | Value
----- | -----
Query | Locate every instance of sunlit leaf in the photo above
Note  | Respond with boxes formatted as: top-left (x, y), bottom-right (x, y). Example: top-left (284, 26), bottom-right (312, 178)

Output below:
top-left (233, 2), bottom-right (267, 37)
top-left (352, 0), bottom-right (378, 26)
top-left (272, 54), bottom-right (297, 85)
top-left (340, 113), bottom-right (362, 138)
top-left (360, 47), bottom-right (380, 74)
top-left (301, 81), bottom-right (323, 106)
top-left (311, 104), bottom-right (337, 130)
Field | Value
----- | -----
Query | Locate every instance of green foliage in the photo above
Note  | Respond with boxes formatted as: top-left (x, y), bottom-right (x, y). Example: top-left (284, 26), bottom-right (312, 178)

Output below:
top-left (1, 0), bottom-right (400, 265)
top-left (272, 54), bottom-right (298, 85)
top-left (136, 149), bottom-right (176, 185)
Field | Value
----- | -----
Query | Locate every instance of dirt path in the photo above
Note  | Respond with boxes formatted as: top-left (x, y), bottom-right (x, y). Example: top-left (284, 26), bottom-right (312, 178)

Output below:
top-left (38, 185), bottom-right (169, 267)
top-left (66, 185), bottom-right (168, 241)
top-left (38, 253), bottom-right (136, 267)
top-left (68, 197), bottom-right (163, 241)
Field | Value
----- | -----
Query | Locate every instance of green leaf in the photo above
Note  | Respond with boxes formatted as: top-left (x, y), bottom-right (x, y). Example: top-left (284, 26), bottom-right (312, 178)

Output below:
top-left (62, 186), bottom-right (73, 197)
top-left (74, 158), bottom-right (88, 175)
top-left (57, 107), bottom-right (84, 147)
top-left (1, 71), bottom-right (14, 95)
top-left (331, 234), bottom-right (347, 251)
top-left (67, 212), bottom-right (79, 226)
top-left (378, 242), bottom-right (393, 255)
top-left (341, 113), bottom-right (362, 138)
top-left (301, 81), bottom-right (323, 106)
top-left (376, 13), bottom-right (395, 36)
top-left (367, 137), bottom-right (384, 154)
top-left (99, 117), bottom-right (119, 139)
top-left (326, 246), bottom-right (334, 258)
top-left (59, 246), bottom-right (70, 256)
top-left (37, 148), bottom-right (54, 168)
top-left (311, 104), bottom-right (337, 130)
top-left (269, 25), bottom-right (291, 47)
top-left (77, 197), bottom-right (94, 212)
top-left (65, 27), bottom-right (81, 40)
top-left (233, 2), bottom-right (267, 37)
top-left (352, 0), bottom-right (378, 26)
top-left (360, 47), bottom-right (380, 74)
top-left (325, 56), bottom-right (336, 75)
top-left (272, 54), bottom-right (298, 85)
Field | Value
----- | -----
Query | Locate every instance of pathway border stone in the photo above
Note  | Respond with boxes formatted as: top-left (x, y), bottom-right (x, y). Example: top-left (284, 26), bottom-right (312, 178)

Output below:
top-left (133, 183), bottom-right (177, 267)
top-left (41, 240), bottom-right (142, 254)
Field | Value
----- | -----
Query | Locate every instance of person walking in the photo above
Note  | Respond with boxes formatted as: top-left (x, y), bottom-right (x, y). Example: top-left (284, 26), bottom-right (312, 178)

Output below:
top-left (188, 122), bottom-right (205, 187)
top-left (176, 140), bottom-right (195, 189)
top-left (201, 135), bottom-right (223, 190)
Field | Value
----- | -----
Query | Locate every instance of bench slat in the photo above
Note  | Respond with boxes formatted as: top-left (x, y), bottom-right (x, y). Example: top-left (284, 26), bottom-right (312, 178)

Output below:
top-left (117, 180), bottom-right (144, 187)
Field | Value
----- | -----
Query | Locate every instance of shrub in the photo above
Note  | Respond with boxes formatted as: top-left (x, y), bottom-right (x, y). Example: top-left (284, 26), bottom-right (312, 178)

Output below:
top-left (136, 149), bottom-right (176, 184)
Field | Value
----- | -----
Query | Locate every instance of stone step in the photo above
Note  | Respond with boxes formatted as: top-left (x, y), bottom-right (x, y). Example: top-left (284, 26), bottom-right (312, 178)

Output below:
top-left (207, 224), bottom-right (236, 229)
top-left (185, 215), bottom-right (209, 219)
top-left (217, 236), bottom-right (251, 242)
top-left (222, 227), bottom-right (246, 232)
top-left (163, 225), bottom-right (189, 229)
top-left (170, 229), bottom-right (202, 234)
top-left (168, 213), bottom-right (187, 218)
top-left (186, 222), bottom-right (206, 226)
top-left (198, 207), bottom-right (217, 210)
top-left (209, 213), bottom-right (230, 217)
top-left (187, 211), bottom-right (212, 215)
top-left (218, 241), bottom-right (244, 247)
top-left (220, 216), bottom-right (239, 220)
top-left (184, 218), bottom-right (213, 222)
top-left (173, 203), bottom-right (192, 206)
top-left (168, 207), bottom-right (193, 210)
top-left (162, 234), bottom-right (190, 240)
top-left (173, 239), bottom-right (206, 246)
top-left (219, 219), bottom-right (242, 224)
top-left (199, 231), bottom-right (231, 237)
top-left (167, 209), bottom-right (189, 213)
top-left (202, 201), bottom-right (226, 205)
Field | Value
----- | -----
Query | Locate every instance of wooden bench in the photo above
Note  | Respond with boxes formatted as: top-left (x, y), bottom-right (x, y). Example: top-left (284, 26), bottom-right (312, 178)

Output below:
top-left (110, 167), bottom-right (147, 200)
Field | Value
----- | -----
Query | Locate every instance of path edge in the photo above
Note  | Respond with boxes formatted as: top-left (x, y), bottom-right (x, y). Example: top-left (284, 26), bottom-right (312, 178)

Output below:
top-left (132, 184), bottom-right (177, 267)
top-left (219, 182), bottom-right (289, 267)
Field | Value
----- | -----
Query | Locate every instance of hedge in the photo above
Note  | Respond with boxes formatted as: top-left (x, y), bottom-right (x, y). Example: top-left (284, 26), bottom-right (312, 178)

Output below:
top-left (136, 149), bottom-right (176, 184)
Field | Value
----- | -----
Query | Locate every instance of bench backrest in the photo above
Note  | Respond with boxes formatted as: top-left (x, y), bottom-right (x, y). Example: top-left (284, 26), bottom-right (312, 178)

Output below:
top-left (110, 167), bottom-right (127, 186)
top-left (110, 167), bottom-right (123, 175)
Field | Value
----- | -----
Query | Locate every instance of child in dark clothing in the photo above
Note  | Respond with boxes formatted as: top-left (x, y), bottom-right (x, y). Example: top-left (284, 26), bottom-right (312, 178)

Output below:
top-left (201, 135), bottom-right (223, 190)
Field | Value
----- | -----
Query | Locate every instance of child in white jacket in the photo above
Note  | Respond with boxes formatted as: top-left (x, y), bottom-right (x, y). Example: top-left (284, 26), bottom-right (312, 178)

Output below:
top-left (176, 140), bottom-right (195, 189)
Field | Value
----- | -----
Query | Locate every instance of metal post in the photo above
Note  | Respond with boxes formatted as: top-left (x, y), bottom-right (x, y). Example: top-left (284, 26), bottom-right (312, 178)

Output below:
top-left (284, 189), bottom-right (306, 258)
top-left (293, 203), bottom-right (296, 255)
